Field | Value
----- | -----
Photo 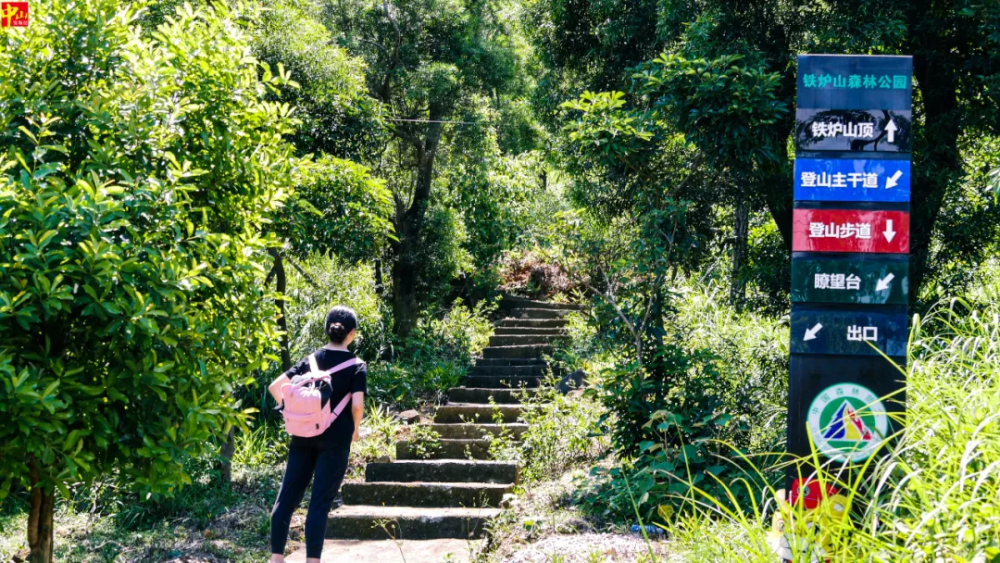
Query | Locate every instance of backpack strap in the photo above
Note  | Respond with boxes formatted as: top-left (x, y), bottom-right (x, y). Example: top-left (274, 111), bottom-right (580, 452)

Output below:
top-left (331, 393), bottom-right (353, 417)
top-left (328, 358), bottom-right (364, 419)
top-left (294, 357), bottom-right (360, 385)
top-left (323, 357), bottom-right (360, 376)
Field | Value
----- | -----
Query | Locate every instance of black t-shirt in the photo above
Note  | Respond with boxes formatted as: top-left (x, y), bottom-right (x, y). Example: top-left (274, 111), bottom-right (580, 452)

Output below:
top-left (283, 348), bottom-right (367, 449)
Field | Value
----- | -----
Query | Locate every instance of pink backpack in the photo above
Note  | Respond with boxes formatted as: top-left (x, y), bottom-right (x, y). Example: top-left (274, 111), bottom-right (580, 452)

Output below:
top-left (280, 354), bottom-right (361, 438)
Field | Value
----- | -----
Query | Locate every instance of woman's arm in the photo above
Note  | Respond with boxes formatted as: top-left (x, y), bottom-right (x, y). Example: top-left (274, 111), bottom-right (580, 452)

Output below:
top-left (268, 374), bottom-right (291, 406)
top-left (351, 392), bottom-right (365, 441)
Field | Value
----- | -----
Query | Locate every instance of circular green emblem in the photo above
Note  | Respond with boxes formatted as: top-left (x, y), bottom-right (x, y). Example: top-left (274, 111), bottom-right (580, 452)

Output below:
top-left (807, 382), bottom-right (888, 463)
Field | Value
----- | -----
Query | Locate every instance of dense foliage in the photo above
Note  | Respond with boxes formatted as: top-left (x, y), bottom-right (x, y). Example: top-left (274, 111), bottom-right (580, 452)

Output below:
top-left (322, 0), bottom-right (546, 334)
top-left (0, 1), bottom-right (300, 559)
top-left (254, 0), bottom-right (385, 162)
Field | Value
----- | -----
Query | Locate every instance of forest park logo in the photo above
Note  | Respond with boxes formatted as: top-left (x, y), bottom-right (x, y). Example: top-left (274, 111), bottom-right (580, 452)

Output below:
top-left (1, 2), bottom-right (28, 27)
top-left (808, 382), bottom-right (888, 463)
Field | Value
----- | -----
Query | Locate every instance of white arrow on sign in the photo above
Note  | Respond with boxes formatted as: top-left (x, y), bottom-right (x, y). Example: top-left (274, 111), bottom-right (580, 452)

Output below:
top-left (885, 119), bottom-right (898, 143)
top-left (884, 220), bottom-right (897, 243)
top-left (803, 323), bottom-right (823, 342)
top-left (876, 273), bottom-right (895, 292)
top-left (886, 170), bottom-right (903, 189)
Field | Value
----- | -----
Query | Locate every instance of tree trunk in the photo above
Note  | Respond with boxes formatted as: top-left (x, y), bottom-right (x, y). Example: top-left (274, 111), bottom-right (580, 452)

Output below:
top-left (391, 250), bottom-right (419, 338)
top-left (907, 12), bottom-right (962, 304)
top-left (731, 192), bottom-right (750, 311)
top-left (27, 460), bottom-right (54, 563)
top-left (270, 249), bottom-right (292, 371)
top-left (763, 159), bottom-right (794, 251)
top-left (389, 120), bottom-right (444, 338)
top-left (374, 258), bottom-right (384, 295)
top-left (219, 426), bottom-right (235, 486)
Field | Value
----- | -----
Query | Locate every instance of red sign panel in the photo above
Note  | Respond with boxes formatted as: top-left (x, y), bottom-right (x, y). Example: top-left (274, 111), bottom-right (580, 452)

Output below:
top-left (792, 208), bottom-right (909, 253)
top-left (1, 2), bottom-right (28, 27)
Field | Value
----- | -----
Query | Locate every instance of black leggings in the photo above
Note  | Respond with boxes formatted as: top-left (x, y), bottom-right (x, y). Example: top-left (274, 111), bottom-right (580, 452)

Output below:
top-left (270, 445), bottom-right (351, 558)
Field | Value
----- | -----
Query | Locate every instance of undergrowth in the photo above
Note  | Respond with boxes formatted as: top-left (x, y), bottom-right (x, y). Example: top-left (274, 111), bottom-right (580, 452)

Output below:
top-left (644, 289), bottom-right (1000, 561)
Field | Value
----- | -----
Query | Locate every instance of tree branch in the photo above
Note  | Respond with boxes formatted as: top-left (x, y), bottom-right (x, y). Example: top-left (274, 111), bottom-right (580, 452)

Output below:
top-left (378, 0), bottom-right (403, 102)
top-left (388, 123), bottom-right (423, 148)
top-left (284, 255), bottom-right (321, 290)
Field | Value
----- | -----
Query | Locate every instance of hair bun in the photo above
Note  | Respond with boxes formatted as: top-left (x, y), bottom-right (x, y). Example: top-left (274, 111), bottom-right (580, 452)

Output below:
top-left (324, 305), bottom-right (358, 344)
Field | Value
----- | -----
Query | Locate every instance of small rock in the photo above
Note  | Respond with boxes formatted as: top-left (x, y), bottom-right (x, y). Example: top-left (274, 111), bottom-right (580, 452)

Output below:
top-left (376, 455), bottom-right (392, 463)
top-left (396, 409), bottom-right (421, 424)
top-left (501, 492), bottom-right (518, 508)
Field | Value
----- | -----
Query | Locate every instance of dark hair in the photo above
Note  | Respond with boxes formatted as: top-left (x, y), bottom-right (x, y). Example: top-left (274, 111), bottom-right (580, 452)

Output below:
top-left (324, 306), bottom-right (358, 344)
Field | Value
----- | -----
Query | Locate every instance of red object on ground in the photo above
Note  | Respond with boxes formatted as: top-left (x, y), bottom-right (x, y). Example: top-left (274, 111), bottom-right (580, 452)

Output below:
top-left (789, 478), bottom-right (838, 510)
top-left (792, 208), bottom-right (910, 253)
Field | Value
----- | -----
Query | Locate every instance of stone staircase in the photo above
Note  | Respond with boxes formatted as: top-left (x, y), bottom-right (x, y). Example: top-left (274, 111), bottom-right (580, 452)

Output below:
top-left (328, 298), bottom-right (581, 541)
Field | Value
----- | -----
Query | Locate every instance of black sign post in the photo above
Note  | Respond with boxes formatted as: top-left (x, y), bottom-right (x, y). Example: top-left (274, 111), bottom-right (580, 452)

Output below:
top-left (778, 56), bottom-right (911, 551)
top-left (770, 55), bottom-right (913, 561)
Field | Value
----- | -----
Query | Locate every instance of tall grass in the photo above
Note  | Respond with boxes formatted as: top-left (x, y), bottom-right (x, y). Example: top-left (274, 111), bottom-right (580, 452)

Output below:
top-left (662, 295), bottom-right (1000, 562)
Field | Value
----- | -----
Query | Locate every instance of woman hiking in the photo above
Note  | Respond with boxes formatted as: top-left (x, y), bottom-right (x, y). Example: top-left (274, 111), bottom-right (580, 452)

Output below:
top-left (267, 306), bottom-right (367, 563)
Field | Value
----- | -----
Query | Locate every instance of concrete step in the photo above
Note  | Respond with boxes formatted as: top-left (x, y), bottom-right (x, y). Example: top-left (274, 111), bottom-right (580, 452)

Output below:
top-left (325, 505), bottom-right (499, 539)
top-left (365, 460), bottom-right (519, 484)
top-left (497, 318), bottom-right (568, 329)
top-left (501, 298), bottom-right (583, 311)
top-left (434, 404), bottom-right (524, 424)
top-left (470, 365), bottom-right (549, 377)
top-left (494, 327), bottom-right (568, 336)
top-left (474, 358), bottom-right (548, 367)
top-left (509, 308), bottom-right (570, 319)
top-left (342, 481), bottom-right (512, 508)
top-left (461, 375), bottom-right (544, 388)
top-left (287, 539), bottom-right (476, 563)
top-left (448, 387), bottom-right (535, 404)
top-left (424, 422), bottom-right (529, 440)
top-left (489, 334), bottom-right (566, 347)
top-left (482, 345), bottom-right (550, 359)
top-left (397, 439), bottom-right (492, 460)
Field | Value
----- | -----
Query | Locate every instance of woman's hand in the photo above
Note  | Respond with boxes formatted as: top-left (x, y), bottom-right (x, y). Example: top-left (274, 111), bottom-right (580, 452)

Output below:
top-left (268, 374), bottom-right (291, 406)
top-left (352, 429), bottom-right (361, 442)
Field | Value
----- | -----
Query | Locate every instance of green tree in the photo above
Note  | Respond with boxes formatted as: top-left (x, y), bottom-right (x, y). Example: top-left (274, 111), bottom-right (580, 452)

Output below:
top-left (639, 53), bottom-right (788, 308)
top-left (0, 2), bottom-right (299, 560)
top-left (254, 0), bottom-right (387, 162)
top-left (322, 0), bottom-right (535, 335)
top-left (523, 0), bottom-right (662, 123)
top-left (269, 156), bottom-right (394, 369)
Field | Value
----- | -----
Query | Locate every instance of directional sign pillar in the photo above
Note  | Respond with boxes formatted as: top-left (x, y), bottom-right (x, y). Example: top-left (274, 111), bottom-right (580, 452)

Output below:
top-left (787, 55), bottom-right (911, 486)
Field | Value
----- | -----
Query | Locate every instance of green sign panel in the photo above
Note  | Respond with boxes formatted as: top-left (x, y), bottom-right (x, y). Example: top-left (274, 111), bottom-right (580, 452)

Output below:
top-left (791, 257), bottom-right (909, 305)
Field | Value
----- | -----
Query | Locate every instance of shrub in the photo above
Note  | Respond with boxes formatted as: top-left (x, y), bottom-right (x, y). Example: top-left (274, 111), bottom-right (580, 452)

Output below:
top-left (673, 280), bottom-right (788, 454)
top-left (489, 386), bottom-right (607, 483)
top-left (500, 252), bottom-right (579, 299)
top-left (346, 404), bottom-right (403, 479)
top-left (367, 299), bottom-right (496, 408)
top-left (575, 341), bottom-right (746, 523)
top-left (0, 1), bottom-right (296, 559)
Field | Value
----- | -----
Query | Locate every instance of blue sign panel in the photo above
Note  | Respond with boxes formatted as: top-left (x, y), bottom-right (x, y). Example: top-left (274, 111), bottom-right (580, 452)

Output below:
top-left (794, 159), bottom-right (911, 202)
top-left (797, 55), bottom-right (912, 110)
top-left (790, 306), bottom-right (908, 357)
